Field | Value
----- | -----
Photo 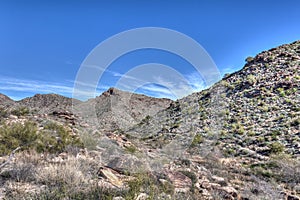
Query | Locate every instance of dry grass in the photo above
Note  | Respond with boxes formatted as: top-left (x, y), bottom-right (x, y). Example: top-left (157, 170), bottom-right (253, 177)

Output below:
top-left (1, 150), bottom-right (102, 199)
top-left (35, 156), bottom-right (92, 189)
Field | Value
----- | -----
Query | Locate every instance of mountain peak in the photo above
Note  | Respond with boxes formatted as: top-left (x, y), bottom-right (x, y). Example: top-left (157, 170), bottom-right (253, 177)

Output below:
top-left (17, 93), bottom-right (76, 114)
top-left (101, 87), bottom-right (123, 97)
top-left (0, 93), bottom-right (14, 106)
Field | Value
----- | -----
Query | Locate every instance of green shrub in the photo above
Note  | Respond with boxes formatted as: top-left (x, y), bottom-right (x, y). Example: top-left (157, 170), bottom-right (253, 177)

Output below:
top-left (276, 88), bottom-right (286, 97)
top-left (0, 121), bottom-right (83, 155)
top-left (125, 173), bottom-right (174, 199)
top-left (231, 123), bottom-right (245, 135)
top-left (0, 121), bottom-right (38, 155)
top-left (190, 134), bottom-right (203, 147)
top-left (11, 107), bottom-right (29, 116)
top-left (268, 142), bottom-right (285, 154)
top-left (125, 145), bottom-right (138, 154)
top-left (139, 115), bottom-right (152, 126)
top-left (38, 122), bottom-right (83, 153)
top-left (246, 74), bottom-right (257, 85)
top-left (125, 173), bottom-right (155, 199)
top-left (0, 107), bottom-right (8, 118)
top-left (245, 56), bottom-right (254, 63)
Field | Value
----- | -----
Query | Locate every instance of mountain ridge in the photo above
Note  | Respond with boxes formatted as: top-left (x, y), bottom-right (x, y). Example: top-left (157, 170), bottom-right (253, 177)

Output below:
top-left (0, 40), bottom-right (299, 200)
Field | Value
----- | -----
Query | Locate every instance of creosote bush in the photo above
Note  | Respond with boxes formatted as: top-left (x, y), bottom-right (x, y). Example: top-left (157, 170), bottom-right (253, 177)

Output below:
top-left (268, 142), bottom-right (285, 154)
top-left (0, 121), bottom-right (38, 156)
top-left (38, 121), bottom-right (83, 153)
top-left (190, 134), bottom-right (203, 147)
top-left (0, 107), bottom-right (8, 119)
top-left (245, 56), bottom-right (254, 63)
top-left (0, 121), bottom-right (83, 156)
top-left (11, 107), bottom-right (30, 116)
top-left (125, 172), bottom-right (174, 199)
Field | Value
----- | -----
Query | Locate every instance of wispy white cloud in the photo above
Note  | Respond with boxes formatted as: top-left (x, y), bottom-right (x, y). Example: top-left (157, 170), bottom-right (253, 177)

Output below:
top-left (114, 71), bottom-right (207, 100)
top-left (137, 84), bottom-right (176, 98)
top-left (185, 72), bottom-right (207, 92)
top-left (0, 76), bottom-right (75, 100)
top-left (0, 77), bottom-right (73, 93)
top-left (0, 67), bottom-right (210, 101)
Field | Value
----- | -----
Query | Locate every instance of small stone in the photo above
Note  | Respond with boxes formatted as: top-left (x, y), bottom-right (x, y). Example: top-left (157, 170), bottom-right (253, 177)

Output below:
top-left (212, 175), bottom-right (225, 183)
top-left (98, 167), bottom-right (123, 188)
top-left (136, 193), bottom-right (149, 200)
top-left (113, 197), bottom-right (125, 200)
top-left (9, 115), bottom-right (18, 119)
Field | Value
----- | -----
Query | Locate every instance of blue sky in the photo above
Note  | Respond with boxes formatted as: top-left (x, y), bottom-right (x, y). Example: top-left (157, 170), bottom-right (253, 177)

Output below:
top-left (1, 0), bottom-right (300, 100)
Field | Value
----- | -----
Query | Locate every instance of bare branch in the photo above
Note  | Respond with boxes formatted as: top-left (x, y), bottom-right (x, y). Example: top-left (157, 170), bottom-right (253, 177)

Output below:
top-left (0, 146), bottom-right (21, 170)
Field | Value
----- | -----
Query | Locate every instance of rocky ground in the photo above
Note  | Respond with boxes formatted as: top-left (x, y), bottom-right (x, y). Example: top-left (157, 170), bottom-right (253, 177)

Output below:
top-left (0, 40), bottom-right (299, 199)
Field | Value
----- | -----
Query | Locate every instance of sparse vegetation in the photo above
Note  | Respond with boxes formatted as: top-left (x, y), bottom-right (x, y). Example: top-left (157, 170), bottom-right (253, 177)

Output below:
top-left (247, 74), bottom-right (257, 85)
top-left (276, 87), bottom-right (286, 97)
top-left (11, 106), bottom-right (29, 116)
top-left (0, 121), bottom-right (83, 156)
top-left (245, 56), bottom-right (254, 63)
top-left (0, 107), bottom-right (8, 118)
top-left (190, 133), bottom-right (203, 147)
top-left (268, 142), bottom-right (285, 154)
top-left (0, 121), bottom-right (38, 155)
top-left (0, 40), bottom-right (300, 199)
top-left (125, 145), bottom-right (138, 154)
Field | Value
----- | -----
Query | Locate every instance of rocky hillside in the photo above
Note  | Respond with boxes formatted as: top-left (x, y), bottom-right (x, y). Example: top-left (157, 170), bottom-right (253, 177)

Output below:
top-left (75, 87), bottom-right (172, 131)
top-left (0, 40), bottom-right (299, 200)
top-left (17, 93), bottom-right (79, 114)
top-left (132, 40), bottom-right (300, 156)
top-left (0, 94), bottom-right (14, 107)
top-left (125, 40), bottom-right (300, 198)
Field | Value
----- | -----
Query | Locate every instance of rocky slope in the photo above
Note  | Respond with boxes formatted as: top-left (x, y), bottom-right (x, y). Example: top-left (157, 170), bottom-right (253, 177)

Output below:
top-left (74, 87), bottom-right (172, 131)
top-left (0, 94), bottom-right (14, 108)
top-left (17, 93), bottom-right (78, 114)
top-left (0, 40), bottom-right (299, 200)
top-left (132, 40), bottom-right (300, 157)
top-left (126, 40), bottom-right (300, 199)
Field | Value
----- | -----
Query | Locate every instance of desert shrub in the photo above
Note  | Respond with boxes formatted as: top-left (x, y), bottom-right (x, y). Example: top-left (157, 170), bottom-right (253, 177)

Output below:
top-left (276, 87), bottom-right (286, 97)
top-left (124, 173), bottom-right (156, 199)
top-left (4, 155), bottom-right (112, 200)
top-left (0, 121), bottom-right (38, 155)
top-left (0, 107), bottom-right (8, 118)
top-left (139, 115), bottom-right (152, 126)
top-left (190, 134), bottom-right (203, 147)
top-left (37, 122), bottom-right (83, 153)
top-left (125, 173), bottom-right (174, 199)
top-left (268, 142), bottom-right (285, 154)
top-left (11, 107), bottom-right (29, 116)
top-left (245, 56), bottom-right (254, 63)
top-left (270, 154), bottom-right (300, 187)
top-left (35, 157), bottom-right (90, 187)
top-left (231, 123), bottom-right (245, 135)
top-left (246, 74), bottom-right (257, 85)
top-left (125, 145), bottom-right (138, 154)
top-left (6, 162), bottom-right (36, 182)
top-left (29, 186), bottom-right (115, 200)
top-left (80, 132), bottom-right (98, 151)
top-left (0, 121), bottom-right (83, 155)
top-left (251, 165), bottom-right (273, 179)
